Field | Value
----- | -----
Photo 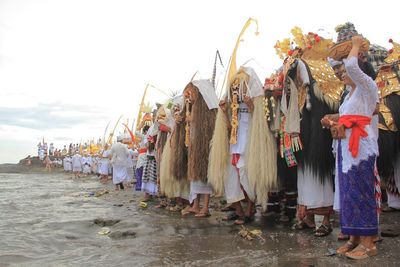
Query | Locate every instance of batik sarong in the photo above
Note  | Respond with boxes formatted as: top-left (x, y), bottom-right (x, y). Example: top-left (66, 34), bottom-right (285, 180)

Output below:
top-left (338, 140), bottom-right (378, 236)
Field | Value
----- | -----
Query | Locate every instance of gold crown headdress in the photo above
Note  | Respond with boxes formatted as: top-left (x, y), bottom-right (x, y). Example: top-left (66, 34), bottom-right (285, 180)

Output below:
top-left (275, 27), bottom-right (342, 108)
top-left (274, 27), bottom-right (334, 60)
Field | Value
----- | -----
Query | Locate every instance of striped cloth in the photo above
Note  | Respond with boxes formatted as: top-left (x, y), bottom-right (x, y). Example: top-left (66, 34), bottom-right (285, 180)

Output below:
top-left (142, 156), bottom-right (157, 184)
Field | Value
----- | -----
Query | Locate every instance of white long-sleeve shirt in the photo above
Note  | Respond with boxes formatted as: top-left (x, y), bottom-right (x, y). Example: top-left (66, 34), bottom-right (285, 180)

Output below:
top-left (338, 56), bottom-right (379, 173)
top-left (110, 142), bottom-right (129, 166)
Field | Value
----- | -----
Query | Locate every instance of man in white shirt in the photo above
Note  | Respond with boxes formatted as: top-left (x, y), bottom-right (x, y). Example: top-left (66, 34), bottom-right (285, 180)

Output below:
top-left (110, 135), bottom-right (130, 190)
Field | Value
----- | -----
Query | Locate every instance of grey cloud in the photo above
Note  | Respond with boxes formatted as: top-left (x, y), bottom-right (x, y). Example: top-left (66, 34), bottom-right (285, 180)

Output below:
top-left (0, 102), bottom-right (108, 130)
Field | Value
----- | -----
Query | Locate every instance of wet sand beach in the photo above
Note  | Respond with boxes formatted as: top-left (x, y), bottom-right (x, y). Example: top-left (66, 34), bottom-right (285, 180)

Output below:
top-left (1, 165), bottom-right (400, 267)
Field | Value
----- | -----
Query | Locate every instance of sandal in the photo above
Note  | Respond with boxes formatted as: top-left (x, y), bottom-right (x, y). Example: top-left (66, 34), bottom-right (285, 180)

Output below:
top-left (381, 206), bottom-right (400, 212)
top-left (222, 212), bottom-right (240, 221)
top-left (314, 224), bottom-right (333, 237)
top-left (345, 244), bottom-right (377, 260)
top-left (336, 241), bottom-right (357, 255)
top-left (381, 228), bottom-right (400, 237)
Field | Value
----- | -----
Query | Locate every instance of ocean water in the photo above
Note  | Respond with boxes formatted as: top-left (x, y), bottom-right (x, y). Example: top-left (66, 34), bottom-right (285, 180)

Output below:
top-left (0, 172), bottom-right (399, 267)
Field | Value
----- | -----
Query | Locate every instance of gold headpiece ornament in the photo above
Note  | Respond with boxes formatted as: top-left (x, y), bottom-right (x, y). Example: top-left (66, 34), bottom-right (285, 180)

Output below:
top-left (275, 27), bottom-right (334, 60)
top-left (274, 38), bottom-right (292, 60)
top-left (376, 39), bottom-right (400, 99)
top-left (384, 39), bottom-right (400, 65)
top-left (275, 27), bottom-right (342, 108)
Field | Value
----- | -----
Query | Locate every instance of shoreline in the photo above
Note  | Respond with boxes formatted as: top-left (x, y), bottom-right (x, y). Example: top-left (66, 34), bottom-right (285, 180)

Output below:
top-left (1, 169), bottom-right (400, 265)
top-left (0, 155), bottom-right (65, 173)
top-left (0, 163), bottom-right (64, 174)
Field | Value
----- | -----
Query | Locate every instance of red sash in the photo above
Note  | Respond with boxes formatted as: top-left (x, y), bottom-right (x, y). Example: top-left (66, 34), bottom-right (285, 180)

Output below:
top-left (338, 115), bottom-right (371, 157)
top-left (138, 148), bottom-right (147, 154)
top-left (231, 154), bottom-right (240, 166)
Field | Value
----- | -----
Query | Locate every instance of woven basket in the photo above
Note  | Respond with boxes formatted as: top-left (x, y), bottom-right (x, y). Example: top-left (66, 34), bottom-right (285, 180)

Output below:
top-left (329, 39), bottom-right (370, 61)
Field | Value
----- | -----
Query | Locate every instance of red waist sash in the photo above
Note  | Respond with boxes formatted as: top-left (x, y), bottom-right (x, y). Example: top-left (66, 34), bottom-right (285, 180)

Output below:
top-left (338, 115), bottom-right (371, 158)
top-left (138, 148), bottom-right (147, 154)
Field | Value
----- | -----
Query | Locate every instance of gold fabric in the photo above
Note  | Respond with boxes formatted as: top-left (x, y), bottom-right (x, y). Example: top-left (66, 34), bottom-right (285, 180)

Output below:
top-left (297, 85), bottom-right (306, 112)
top-left (376, 66), bottom-right (400, 99)
top-left (384, 41), bottom-right (400, 64)
top-left (379, 102), bottom-right (398, 132)
top-left (306, 59), bottom-right (343, 106)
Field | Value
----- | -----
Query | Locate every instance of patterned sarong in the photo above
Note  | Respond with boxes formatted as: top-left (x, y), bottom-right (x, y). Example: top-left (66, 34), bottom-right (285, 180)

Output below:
top-left (135, 166), bottom-right (143, 191)
top-left (338, 140), bottom-right (378, 236)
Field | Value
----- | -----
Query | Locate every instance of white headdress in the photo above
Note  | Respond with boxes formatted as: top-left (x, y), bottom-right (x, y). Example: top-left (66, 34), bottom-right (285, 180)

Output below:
top-left (192, 79), bottom-right (219, 109)
top-left (239, 66), bottom-right (264, 98)
top-left (327, 57), bottom-right (342, 68)
top-left (172, 94), bottom-right (184, 109)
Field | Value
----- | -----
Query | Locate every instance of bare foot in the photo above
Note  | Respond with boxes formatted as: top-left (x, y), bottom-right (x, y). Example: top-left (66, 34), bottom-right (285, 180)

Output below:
top-left (181, 206), bottom-right (199, 216)
top-left (195, 208), bottom-right (210, 218)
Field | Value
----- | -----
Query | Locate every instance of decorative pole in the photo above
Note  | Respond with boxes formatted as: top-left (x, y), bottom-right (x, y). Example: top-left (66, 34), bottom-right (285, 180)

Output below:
top-left (135, 83), bottom-right (151, 131)
top-left (107, 114), bottom-right (123, 145)
top-left (225, 18), bottom-right (259, 90)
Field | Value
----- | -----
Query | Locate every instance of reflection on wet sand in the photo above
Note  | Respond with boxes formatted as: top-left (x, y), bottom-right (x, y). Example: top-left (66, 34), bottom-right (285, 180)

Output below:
top-left (0, 172), bottom-right (399, 266)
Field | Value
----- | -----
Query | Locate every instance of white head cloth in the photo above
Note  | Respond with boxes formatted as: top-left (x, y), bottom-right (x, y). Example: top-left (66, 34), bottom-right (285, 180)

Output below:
top-left (160, 105), bottom-right (175, 129)
top-left (192, 79), bottom-right (219, 110)
top-left (239, 66), bottom-right (264, 98)
top-left (172, 94), bottom-right (184, 109)
top-left (122, 132), bottom-right (130, 140)
top-left (148, 123), bottom-right (159, 137)
top-left (327, 57), bottom-right (343, 68)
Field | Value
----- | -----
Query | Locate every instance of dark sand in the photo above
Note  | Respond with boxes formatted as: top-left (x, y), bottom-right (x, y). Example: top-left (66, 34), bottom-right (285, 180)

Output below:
top-left (0, 163), bottom-right (399, 267)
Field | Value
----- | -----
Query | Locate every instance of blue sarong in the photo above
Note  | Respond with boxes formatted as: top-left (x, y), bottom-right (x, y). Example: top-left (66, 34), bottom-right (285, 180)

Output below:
top-left (135, 166), bottom-right (143, 192)
top-left (338, 140), bottom-right (378, 236)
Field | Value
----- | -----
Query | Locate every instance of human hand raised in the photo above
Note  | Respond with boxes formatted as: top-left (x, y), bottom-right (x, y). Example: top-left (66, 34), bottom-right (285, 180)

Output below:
top-left (351, 35), bottom-right (364, 49)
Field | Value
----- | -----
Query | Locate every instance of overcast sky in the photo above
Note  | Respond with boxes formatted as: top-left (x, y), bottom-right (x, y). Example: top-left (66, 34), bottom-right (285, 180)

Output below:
top-left (0, 0), bottom-right (398, 163)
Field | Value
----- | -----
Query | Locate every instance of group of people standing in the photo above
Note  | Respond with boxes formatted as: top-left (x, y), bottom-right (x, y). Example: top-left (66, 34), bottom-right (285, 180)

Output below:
top-left (62, 144), bottom-right (138, 188)
top-left (128, 24), bottom-right (400, 260)
top-left (56, 22), bottom-right (399, 261)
